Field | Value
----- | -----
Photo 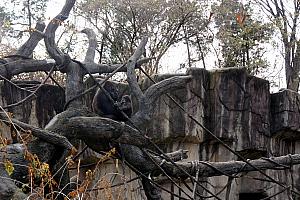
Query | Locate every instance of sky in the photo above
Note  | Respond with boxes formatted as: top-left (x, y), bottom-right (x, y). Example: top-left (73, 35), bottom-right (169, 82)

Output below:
top-left (44, 0), bottom-right (194, 74)
top-left (45, 0), bottom-right (65, 19)
top-left (43, 0), bottom-right (286, 91)
top-left (0, 0), bottom-right (286, 91)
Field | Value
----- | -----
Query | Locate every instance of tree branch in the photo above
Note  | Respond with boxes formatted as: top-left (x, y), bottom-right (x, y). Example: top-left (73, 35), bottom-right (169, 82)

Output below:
top-left (82, 28), bottom-right (97, 63)
top-left (0, 113), bottom-right (74, 150)
top-left (44, 0), bottom-right (75, 67)
top-left (0, 59), bottom-right (55, 79)
top-left (131, 75), bottom-right (192, 126)
top-left (126, 37), bottom-right (148, 102)
top-left (157, 154), bottom-right (300, 178)
top-left (16, 21), bottom-right (46, 57)
top-left (67, 116), bottom-right (149, 148)
top-left (85, 57), bottom-right (153, 74)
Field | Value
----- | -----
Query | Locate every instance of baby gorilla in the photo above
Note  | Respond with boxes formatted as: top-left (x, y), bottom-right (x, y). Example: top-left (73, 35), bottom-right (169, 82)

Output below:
top-left (92, 81), bottom-right (132, 122)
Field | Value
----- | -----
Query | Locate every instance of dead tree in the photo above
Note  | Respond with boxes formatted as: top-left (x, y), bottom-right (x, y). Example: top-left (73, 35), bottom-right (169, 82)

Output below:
top-left (0, 0), bottom-right (300, 199)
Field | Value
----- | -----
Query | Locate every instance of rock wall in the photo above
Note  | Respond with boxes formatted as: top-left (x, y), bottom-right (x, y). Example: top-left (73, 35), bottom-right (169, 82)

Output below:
top-left (81, 68), bottom-right (300, 200)
top-left (0, 80), bottom-right (65, 142)
top-left (141, 67), bottom-right (300, 200)
top-left (1, 68), bottom-right (300, 200)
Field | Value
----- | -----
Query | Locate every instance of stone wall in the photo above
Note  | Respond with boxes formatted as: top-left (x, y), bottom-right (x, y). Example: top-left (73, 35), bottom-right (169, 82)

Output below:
top-left (141, 67), bottom-right (300, 200)
top-left (0, 80), bottom-right (65, 141)
top-left (1, 68), bottom-right (300, 200)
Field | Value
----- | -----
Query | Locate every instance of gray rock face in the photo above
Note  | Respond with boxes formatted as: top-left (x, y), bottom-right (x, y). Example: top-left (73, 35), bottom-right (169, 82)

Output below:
top-left (0, 80), bottom-right (65, 128)
top-left (208, 68), bottom-right (270, 151)
top-left (145, 68), bottom-right (270, 152)
top-left (141, 68), bottom-right (300, 199)
top-left (271, 89), bottom-right (300, 135)
top-left (1, 68), bottom-right (300, 199)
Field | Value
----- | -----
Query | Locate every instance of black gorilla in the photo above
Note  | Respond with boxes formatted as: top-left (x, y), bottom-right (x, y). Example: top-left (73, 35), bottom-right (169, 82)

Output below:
top-left (92, 81), bottom-right (132, 121)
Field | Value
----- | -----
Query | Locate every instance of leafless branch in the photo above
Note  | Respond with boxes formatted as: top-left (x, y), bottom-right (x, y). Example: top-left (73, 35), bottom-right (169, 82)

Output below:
top-left (44, 0), bottom-right (75, 67)
top-left (67, 116), bottom-right (149, 147)
top-left (126, 37), bottom-right (148, 101)
top-left (81, 28), bottom-right (97, 63)
top-left (0, 112), bottom-right (74, 150)
top-left (16, 21), bottom-right (46, 57)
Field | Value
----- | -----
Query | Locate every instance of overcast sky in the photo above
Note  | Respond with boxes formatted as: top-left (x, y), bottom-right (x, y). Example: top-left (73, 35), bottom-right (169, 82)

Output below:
top-left (0, 0), bottom-right (285, 91)
top-left (44, 0), bottom-right (285, 89)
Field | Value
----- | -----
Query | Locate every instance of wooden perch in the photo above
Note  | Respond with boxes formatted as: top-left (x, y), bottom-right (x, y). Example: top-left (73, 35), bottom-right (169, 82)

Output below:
top-left (157, 154), bottom-right (300, 178)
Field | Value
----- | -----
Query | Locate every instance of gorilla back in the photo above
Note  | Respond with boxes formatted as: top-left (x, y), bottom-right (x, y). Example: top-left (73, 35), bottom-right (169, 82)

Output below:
top-left (92, 81), bottom-right (132, 121)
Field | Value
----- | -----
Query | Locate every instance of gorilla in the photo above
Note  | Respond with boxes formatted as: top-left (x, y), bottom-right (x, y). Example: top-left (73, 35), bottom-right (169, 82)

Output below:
top-left (92, 81), bottom-right (132, 121)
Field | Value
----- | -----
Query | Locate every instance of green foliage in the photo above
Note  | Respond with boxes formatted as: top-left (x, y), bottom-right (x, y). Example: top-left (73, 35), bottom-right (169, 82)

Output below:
top-left (213, 0), bottom-right (273, 75)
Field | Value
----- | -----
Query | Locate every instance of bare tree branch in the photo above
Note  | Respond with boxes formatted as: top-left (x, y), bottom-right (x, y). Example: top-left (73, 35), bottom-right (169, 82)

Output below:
top-left (16, 21), bottom-right (46, 57)
top-left (85, 57), bottom-right (153, 74)
top-left (157, 154), bottom-right (300, 178)
top-left (44, 0), bottom-right (75, 68)
top-left (131, 75), bottom-right (192, 126)
top-left (67, 116), bottom-right (149, 147)
top-left (126, 37), bottom-right (148, 102)
top-left (0, 112), bottom-right (73, 150)
top-left (81, 28), bottom-right (97, 63)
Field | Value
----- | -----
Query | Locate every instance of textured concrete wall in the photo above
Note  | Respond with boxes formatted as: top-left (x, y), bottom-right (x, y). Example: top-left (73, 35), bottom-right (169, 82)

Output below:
top-left (140, 68), bottom-right (300, 200)
top-left (0, 80), bottom-right (65, 142)
top-left (1, 68), bottom-right (300, 199)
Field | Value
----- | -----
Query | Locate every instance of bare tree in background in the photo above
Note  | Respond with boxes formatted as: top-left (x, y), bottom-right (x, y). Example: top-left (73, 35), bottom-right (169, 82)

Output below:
top-left (255, 0), bottom-right (300, 91)
top-left (76, 0), bottom-right (209, 75)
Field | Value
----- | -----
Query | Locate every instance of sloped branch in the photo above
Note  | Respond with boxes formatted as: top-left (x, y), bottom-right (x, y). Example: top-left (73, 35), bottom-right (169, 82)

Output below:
top-left (0, 113), bottom-right (73, 150)
top-left (16, 21), bottom-right (45, 57)
top-left (131, 76), bottom-right (192, 126)
top-left (0, 21), bottom-right (49, 79)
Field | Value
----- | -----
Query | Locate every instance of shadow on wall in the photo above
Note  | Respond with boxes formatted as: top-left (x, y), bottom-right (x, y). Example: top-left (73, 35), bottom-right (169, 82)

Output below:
top-left (239, 192), bottom-right (268, 200)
